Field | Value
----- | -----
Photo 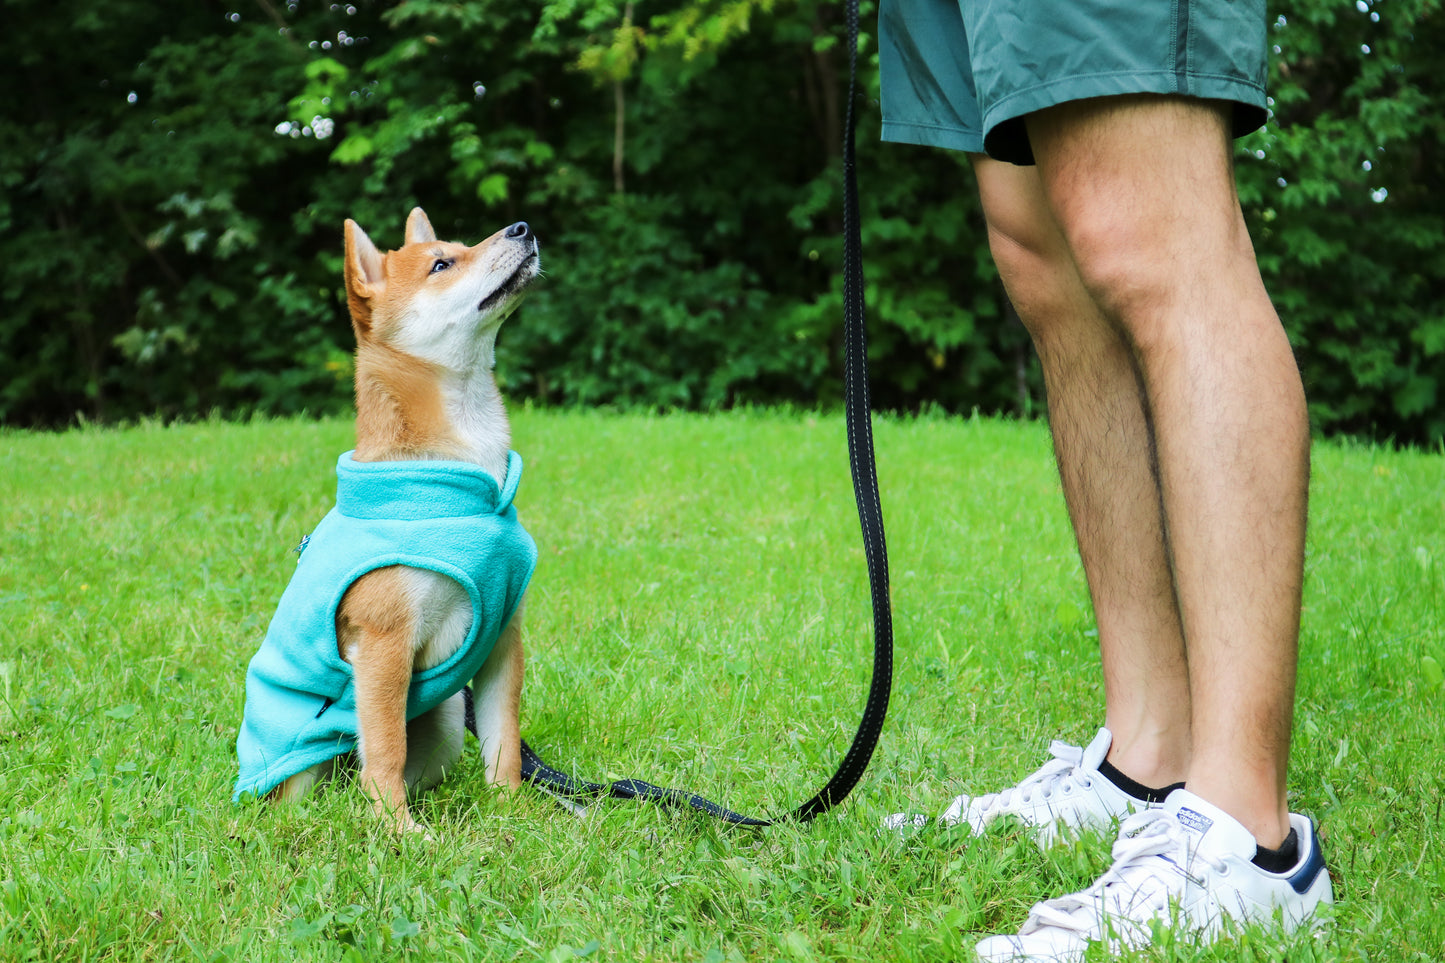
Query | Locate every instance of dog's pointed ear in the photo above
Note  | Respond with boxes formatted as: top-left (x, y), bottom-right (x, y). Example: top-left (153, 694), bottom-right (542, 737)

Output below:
top-left (405, 207), bottom-right (437, 246)
top-left (344, 219), bottom-right (385, 334)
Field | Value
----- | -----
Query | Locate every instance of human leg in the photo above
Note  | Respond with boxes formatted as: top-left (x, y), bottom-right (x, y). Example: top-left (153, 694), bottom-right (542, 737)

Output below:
top-left (883, 157), bottom-right (1196, 843)
top-left (880, 0), bottom-right (1327, 951)
top-left (1024, 95), bottom-right (1308, 848)
top-left (973, 97), bottom-right (1324, 962)
top-left (881, 0), bottom-right (1306, 856)
top-left (973, 156), bottom-right (1192, 790)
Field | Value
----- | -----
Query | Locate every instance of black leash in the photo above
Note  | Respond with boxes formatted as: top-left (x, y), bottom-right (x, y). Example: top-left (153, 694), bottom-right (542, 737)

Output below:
top-left (470, 0), bottom-right (888, 826)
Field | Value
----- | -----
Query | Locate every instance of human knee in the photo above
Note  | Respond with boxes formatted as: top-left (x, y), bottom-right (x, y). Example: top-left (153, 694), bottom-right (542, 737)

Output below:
top-left (1032, 132), bottom-right (1257, 353)
top-left (1064, 201), bottom-right (1277, 368)
top-left (1056, 213), bottom-right (1186, 355)
top-left (975, 158), bottom-right (1080, 338)
top-left (984, 222), bottom-right (1084, 348)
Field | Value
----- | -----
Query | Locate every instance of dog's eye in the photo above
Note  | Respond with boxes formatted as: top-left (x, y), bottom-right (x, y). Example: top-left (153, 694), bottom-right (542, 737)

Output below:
top-left (430, 258), bottom-right (453, 274)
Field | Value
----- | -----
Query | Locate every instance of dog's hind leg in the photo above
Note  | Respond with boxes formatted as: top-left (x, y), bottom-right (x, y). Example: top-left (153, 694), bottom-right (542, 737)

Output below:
top-left (271, 756), bottom-right (346, 802)
top-left (470, 599), bottom-right (525, 790)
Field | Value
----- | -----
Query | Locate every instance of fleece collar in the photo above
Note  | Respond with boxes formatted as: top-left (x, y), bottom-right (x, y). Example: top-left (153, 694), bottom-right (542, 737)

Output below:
top-left (333, 450), bottom-right (523, 521)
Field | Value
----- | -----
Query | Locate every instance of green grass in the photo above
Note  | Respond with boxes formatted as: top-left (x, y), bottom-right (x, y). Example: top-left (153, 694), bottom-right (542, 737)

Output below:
top-left (0, 409), bottom-right (1441, 961)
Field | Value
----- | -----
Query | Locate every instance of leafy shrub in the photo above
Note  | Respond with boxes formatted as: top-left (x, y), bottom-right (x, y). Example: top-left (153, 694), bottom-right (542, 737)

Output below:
top-left (1, 0), bottom-right (1440, 443)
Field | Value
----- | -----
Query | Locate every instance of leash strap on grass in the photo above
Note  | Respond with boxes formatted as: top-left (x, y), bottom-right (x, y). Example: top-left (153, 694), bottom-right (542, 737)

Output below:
top-left (473, 0), bottom-right (890, 826)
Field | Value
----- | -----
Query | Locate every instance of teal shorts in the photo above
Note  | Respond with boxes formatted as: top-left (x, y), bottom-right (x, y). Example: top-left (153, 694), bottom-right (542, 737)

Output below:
top-left (879, 0), bottom-right (1268, 165)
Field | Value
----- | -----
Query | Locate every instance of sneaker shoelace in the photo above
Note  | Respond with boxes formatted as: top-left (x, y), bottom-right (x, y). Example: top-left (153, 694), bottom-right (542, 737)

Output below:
top-left (1024, 808), bottom-right (1228, 939)
top-left (967, 739), bottom-right (1096, 817)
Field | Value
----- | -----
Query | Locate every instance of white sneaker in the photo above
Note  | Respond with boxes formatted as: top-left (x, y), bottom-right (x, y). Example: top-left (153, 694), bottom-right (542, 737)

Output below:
top-left (885, 728), bottom-right (1154, 847)
top-left (975, 789), bottom-right (1334, 962)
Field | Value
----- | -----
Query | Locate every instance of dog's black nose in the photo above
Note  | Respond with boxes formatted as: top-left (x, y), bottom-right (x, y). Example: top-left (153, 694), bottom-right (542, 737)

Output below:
top-left (505, 221), bottom-right (531, 240)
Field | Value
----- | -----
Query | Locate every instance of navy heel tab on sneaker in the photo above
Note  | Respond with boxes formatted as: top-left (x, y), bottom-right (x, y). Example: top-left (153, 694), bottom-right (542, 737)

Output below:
top-left (1289, 823), bottom-right (1329, 894)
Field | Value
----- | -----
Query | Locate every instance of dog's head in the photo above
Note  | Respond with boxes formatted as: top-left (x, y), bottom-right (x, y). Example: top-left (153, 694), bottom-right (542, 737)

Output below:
top-left (342, 208), bottom-right (540, 369)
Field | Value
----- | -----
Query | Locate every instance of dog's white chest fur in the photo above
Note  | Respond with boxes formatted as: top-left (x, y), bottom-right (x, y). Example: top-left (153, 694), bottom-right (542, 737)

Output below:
top-left (403, 569), bottom-right (473, 671)
top-left (337, 569), bottom-right (472, 672)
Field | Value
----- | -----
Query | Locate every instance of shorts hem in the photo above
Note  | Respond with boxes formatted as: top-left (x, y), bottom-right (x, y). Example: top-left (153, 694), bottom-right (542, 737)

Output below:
top-left (880, 120), bottom-right (986, 154)
top-left (982, 70), bottom-right (1267, 163)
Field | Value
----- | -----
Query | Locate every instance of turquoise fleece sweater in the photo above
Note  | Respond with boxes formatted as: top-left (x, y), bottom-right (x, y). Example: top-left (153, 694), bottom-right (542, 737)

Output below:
top-left (234, 450), bottom-right (537, 801)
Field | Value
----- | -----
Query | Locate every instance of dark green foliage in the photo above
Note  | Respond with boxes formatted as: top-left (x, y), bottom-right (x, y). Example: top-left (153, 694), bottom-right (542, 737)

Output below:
top-left (0, 0), bottom-right (354, 423)
top-left (1, 0), bottom-right (1441, 442)
top-left (1238, 0), bottom-right (1445, 443)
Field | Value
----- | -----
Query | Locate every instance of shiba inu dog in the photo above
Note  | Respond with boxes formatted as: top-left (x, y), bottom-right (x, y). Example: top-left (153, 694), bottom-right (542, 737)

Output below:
top-left (234, 209), bottom-right (541, 834)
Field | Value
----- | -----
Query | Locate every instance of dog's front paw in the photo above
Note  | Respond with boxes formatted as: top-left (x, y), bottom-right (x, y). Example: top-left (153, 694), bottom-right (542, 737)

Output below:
top-left (392, 813), bottom-right (435, 842)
